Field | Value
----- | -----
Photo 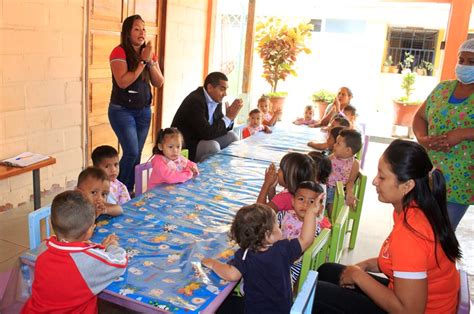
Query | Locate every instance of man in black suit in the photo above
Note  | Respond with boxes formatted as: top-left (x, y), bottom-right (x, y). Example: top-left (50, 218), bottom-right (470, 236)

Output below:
top-left (171, 72), bottom-right (243, 162)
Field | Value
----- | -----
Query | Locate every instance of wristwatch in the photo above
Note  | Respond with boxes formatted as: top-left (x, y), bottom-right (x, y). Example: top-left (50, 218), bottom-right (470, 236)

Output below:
top-left (140, 60), bottom-right (148, 66)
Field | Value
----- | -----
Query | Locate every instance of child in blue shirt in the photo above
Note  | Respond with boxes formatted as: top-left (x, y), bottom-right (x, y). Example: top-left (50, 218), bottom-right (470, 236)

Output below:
top-left (202, 196), bottom-right (324, 314)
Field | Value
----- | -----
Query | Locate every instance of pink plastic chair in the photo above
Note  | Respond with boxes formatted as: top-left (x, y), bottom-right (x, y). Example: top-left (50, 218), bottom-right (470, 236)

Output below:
top-left (134, 162), bottom-right (153, 196)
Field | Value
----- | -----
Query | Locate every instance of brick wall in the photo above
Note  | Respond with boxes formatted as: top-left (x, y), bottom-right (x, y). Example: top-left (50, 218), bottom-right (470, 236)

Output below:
top-left (0, 0), bottom-right (85, 209)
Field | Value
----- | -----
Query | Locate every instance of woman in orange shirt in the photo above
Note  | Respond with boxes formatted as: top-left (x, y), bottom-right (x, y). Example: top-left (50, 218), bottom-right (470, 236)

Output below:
top-left (313, 140), bottom-right (461, 313)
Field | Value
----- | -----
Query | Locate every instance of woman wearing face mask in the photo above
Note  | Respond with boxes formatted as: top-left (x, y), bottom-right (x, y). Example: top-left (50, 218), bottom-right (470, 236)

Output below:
top-left (413, 38), bottom-right (474, 230)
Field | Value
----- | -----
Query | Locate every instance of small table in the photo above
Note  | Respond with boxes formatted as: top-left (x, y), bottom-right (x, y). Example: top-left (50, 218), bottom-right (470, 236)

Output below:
top-left (0, 157), bottom-right (56, 210)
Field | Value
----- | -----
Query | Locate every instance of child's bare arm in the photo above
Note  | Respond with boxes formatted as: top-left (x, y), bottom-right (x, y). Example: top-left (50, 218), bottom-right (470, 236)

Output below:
top-left (202, 258), bottom-right (242, 282)
top-left (104, 203), bottom-right (124, 216)
top-left (345, 160), bottom-right (360, 209)
top-left (308, 140), bottom-right (329, 150)
top-left (298, 193), bottom-right (325, 251)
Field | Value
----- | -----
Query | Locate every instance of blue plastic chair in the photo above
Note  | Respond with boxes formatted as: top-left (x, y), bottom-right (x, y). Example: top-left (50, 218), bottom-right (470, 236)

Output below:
top-left (28, 206), bottom-right (51, 250)
top-left (291, 270), bottom-right (318, 314)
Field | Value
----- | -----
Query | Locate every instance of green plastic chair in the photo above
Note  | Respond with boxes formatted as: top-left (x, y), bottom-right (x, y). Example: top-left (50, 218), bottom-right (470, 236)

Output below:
top-left (347, 170), bottom-right (367, 250)
top-left (330, 181), bottom-right (345, 224)
top-left (328, 205), bottom-right (350, 263)
top-left (297, 228), bottom-right (331, 293)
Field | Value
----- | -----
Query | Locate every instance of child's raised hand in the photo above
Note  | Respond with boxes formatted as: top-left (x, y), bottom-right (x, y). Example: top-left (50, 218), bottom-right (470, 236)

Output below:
top-left (264, 163), bottom-right (278, 186)
top-left (101, 233), bottom-right (119, 248)
top-left (312, 193), bottom-right (326, 216)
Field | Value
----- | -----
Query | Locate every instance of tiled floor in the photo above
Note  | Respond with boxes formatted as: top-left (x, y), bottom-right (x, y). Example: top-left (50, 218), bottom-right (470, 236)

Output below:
top-left (0, 138), bottom-right (472, 307)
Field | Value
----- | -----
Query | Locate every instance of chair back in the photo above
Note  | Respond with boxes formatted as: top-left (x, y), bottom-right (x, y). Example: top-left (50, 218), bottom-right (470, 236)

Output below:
top-left (28, 206), bottom-right (51, 250)
top-left (457, 269), bottom-right (471, 314)
top-left (331, 181), bottom-right (345, 224)
top-left (134, 162), bottom-right (153, 196)
top-left (347, 170), bottom-right (367, 249)
top-left (298, 229), bottom-right (331, 292)
top-left (328, 205), bottom-right (350, 263)
top-left (291, 270), bottom-right (318, 314)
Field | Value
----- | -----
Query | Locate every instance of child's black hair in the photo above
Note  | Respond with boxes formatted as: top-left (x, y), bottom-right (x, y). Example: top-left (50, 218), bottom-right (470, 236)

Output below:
top-left (77, 167), bottom-right (109, 188)
top-left (230, 203), bottom-right (275, 251)
top-left (329, 126), bottom-right (344, 142)
top-left (249, 108), bottom-right (261, 116)
top-left (279, 152), bottom-right (317, 194)
top-left (339, 129), bottom-right (362, 154)
top-left (332, 116), bottom-right (350, 127)
top-left (91, 145), bottom-right (118, 166)
top-left (51, 190), bottom-right (95, 240)
top-left (307, 151), bottom-right (332, 184)
top-left (152, 127), bottom-right (184, 155)
top-left (296, 180), bottom-right (324, 195)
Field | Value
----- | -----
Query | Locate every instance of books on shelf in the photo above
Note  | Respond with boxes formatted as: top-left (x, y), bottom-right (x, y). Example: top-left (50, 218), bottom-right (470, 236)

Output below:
top-left (1, 152), bottom-right (50, 167)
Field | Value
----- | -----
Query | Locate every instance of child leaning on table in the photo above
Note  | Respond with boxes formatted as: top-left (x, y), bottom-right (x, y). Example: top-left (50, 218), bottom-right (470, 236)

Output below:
top-left (148, 127), bottom-right (199, 190)
top-left (92, 145), bottom-right (130, 205)
top-left (293, 105), bottom-right (318, 125)
top-left (201, 199), bottom-right (324, 314)
top-left (307, 126), bottom-right (345, 152)
top-left (257, 152), bottom-right (317, 212)
top-left (242, 108), bottom-right (272, 139)
top-left (76, 167), bottom-right (123, 217)
top-left (326, 129), bottom-right (362, 217)
top-left (21, 190), bottom-right (128, 314)
top-left (257, 95), bottom-right (281, 127)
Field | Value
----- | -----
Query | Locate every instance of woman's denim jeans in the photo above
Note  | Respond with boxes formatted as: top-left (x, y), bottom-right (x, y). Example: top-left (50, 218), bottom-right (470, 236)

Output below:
top-left (108, 103), bottom-right (151, 192)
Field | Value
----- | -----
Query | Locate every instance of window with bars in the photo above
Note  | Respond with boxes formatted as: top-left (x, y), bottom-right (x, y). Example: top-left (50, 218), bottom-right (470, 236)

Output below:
top-left (386, 27), bottom-right (438, 75)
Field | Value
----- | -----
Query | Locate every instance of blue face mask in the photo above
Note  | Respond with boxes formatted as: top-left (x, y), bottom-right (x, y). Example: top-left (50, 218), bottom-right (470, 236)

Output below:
top-left (455, 64), bottom-right (474, 84)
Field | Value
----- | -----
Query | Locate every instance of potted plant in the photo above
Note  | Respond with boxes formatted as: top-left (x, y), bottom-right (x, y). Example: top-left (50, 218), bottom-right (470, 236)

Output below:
top-left (255, 17), bottom-right (313, 114)
top-left (398, 52), bottom-right (415, 72)
top-left (392, 70), bottom-right (422, 136)
top-left (312, 89), bottom-right (336, 119)
top-left (382, 55), bottom-right (395, 73)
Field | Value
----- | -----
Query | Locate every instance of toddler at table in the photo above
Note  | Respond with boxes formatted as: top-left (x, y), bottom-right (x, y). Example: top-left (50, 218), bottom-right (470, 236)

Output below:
top-left (242, 109), bottom-right (272, 139)
top-left (92, 145), bottom-right (130, 205)
top-left (148, 127), bottom-right (199, 189)
top-left (307, 126), bottom-right (344, 152)
top-left (21, 190), bottom-right (128, 313)
top-left (293, 105), bottom-right (318, 125)
top-left (257, 152), bottom-right (316, 212)
top-left (201, 198), bottom-right (324, 314)
top-left (277, 181), bottom-right (330, 287)
top-left (326, 129), bottom-right (362, 217)
top-left (257, 95), bottom-right (281, 127)
top-left (77, 167), bottom-right (123, 217)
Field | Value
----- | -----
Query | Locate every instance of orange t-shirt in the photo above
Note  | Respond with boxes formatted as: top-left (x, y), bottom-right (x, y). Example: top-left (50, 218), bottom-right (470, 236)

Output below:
top-left (377, 206), bottom-right (459, 313)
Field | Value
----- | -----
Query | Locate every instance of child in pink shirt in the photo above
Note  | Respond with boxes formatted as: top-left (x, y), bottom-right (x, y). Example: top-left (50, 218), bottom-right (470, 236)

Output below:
top-left (257, 152), bottom-right (316, 212)
top-left (242, 109), bottom-right (272, 139)
top-left (148, 128), bottom-right (199, 189)
top-left (293, 105), bottom-right (318, 125)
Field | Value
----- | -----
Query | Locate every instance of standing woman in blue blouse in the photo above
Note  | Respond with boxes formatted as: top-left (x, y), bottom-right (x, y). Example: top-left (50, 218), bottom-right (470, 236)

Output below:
top-left (108, 15), bottom-right (164, 194)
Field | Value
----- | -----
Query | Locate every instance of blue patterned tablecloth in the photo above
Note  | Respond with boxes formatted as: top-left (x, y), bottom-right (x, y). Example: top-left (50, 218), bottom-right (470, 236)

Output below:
top-left (21, 125), bottom-right (320, 313)
top-left (220, 123), bottom-right (325, 163)
top-left (88, 154), bottom-right (270, 313)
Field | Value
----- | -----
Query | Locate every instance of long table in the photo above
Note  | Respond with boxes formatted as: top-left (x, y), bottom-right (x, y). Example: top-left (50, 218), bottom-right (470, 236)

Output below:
top-left (20, 123), bottom-right (321, 313)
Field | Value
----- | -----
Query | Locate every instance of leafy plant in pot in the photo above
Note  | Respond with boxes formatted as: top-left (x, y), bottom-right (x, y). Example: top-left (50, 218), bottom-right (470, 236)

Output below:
top-left (392, 70), bottom-right (422, 129)
top-left (382, 55), bottom-right (398, 73)
top-left (312, 89), bottom-right (336, 119)
top-left (255, 17), bottom-right (313, 116)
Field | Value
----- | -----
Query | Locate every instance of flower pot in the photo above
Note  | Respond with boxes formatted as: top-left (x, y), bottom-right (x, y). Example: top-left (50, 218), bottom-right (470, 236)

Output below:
top-left (270, 96), bottom-right (286, 120)
top-left (392, 100), bottom-right (421, 127)
top-left (314, 101), bottom-right (329, 120)
top-left (416, 68), bottom-right (427, 76)
top-left (382, 65), bottom-right (390, 73)
top-left (389, 66), bottom-right (399, 74)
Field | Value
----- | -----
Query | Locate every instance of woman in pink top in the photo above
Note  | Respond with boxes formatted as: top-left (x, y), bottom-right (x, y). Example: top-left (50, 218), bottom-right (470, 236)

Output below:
top-left (148, 128), bottom-right (199, 190)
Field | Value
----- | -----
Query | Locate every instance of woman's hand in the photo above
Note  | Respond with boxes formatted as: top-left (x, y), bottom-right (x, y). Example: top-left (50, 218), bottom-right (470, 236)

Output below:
top-left (339, 265), bottom-right (363, 289)
top-left (417, 134), bottom-right (449, 152)
top-left (333, 97), bottom-right (341, 113)
top-left (141, 41), bottom-right (153, 61)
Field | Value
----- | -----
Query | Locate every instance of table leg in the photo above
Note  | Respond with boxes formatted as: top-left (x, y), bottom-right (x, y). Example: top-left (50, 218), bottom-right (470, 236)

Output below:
top-left (32, 169), bottom-right (41, 210)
